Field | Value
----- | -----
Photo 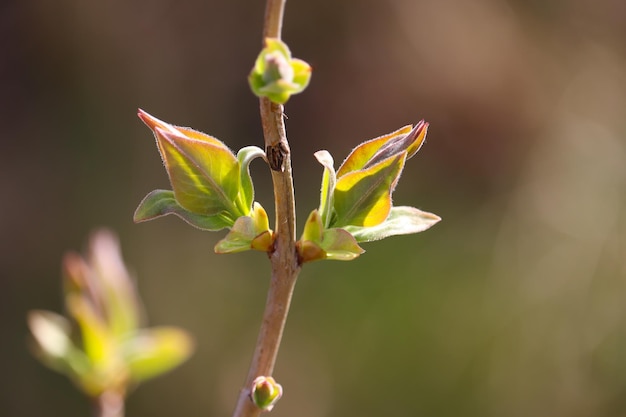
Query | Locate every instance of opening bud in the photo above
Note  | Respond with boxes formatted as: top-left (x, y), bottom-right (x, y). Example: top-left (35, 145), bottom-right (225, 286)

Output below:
top-left (251, 376), bottom-right (283, 411)
top-left (249, 38), bottom-right (312, 104)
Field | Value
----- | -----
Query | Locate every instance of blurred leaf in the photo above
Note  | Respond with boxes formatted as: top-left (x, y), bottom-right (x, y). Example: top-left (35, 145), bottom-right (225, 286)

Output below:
top-left (66, 294), bottom-right (113, 367)
top-left (334, 153), bottom-right (406, 228)
top-left (134, 189), bottom-right (234, 231)
top-left (123, 327), bottom-right (194, 384)
top-left (236, 146), bottom-right (266, 215)
top-left (314, 150), bottom-right (336, 228)
top-left (343, 206), bottom-right (442, 242)
top-left (28, 311), bottom-right (93, 388)
top-left (88, 230), bottom-right (141, 340)
top-left (28, 310), bottom-right (73, 360)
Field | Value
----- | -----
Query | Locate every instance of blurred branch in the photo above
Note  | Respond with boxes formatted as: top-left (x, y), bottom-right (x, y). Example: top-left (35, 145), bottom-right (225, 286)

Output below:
top-left (262, 0), bottom-right (285, 39)
top-left (232, 1), bottom-right (302, 417)
top-left (95, 391), bottom-right (124, 417)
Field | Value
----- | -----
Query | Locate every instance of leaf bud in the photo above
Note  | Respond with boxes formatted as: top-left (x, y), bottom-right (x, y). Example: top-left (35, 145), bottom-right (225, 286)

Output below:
top-left (251, 376), bottom-right (283, 411)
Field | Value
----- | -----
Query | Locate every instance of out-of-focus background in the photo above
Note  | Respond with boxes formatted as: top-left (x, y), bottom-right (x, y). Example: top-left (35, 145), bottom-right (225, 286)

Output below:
top-left (3, 0), bottom-right (626, 416)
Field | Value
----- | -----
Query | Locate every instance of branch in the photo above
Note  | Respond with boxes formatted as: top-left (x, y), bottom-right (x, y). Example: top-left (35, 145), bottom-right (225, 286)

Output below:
top-left (94, 392), bottom-right (124, 417)
top-left (231, 1), bottom-right (302, 417)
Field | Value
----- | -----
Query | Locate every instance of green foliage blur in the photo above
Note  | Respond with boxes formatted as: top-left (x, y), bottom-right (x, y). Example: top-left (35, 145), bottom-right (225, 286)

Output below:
top-left (28, 229), bottom-right (193, 400)
top-left (3, 1), bottom-right (626, 416)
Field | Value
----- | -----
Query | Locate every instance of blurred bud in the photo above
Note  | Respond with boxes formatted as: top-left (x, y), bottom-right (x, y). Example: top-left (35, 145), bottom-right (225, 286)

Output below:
top-left (249, 38), bottom-right (312, 104)
top-left (251, 376), bottom-right (283, 411)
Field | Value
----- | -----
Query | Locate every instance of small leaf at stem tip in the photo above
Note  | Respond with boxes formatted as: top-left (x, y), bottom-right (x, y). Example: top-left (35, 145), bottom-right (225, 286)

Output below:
top-left (251, 376), bottom-right (283, 411)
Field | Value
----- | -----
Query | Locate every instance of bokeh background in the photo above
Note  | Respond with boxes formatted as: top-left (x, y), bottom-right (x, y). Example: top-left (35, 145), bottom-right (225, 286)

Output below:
top-left (3, 0), bottom-right (626, 416)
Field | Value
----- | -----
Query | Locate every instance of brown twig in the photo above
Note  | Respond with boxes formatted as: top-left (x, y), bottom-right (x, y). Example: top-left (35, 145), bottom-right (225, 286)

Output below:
top-left (231, 1), bottom-right (302, 416)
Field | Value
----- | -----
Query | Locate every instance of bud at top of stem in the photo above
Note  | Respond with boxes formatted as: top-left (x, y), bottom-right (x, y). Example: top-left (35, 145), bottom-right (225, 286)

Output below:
top-left (249, 38), bottom-right (312, 104)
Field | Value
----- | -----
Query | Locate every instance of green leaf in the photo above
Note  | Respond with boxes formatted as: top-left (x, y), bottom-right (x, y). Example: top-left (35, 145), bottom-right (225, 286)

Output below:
top-left (134, 189), bottom-right (234, 231)
top-left (291, 58), bottom-right (313, 90)
top-left (320, 228), bottom-right (365, 261)
top-left (333, 153), bottom-right (406, 228)
top-left (314, 150), bottom-right (336, 228)
top-left (214, 203), bottom-right (273, 254)
top-left (301, 209), bottom-right (324, 243)
top-left (337, 126), bottom-right (411, 178)
top-left (297, 210), bottom-right (364, 263)
top-left (236, 146), bottom-right (266, 215)
top-left (336, 122), bottom-right (428, 177)
top-left (154, 127), bottom-right (241, 217)
top-left (364, 121), bottom-right (428, 169)
top-left (343, 206), bottom-right (441, 242)
top-left (123, 327), bottom-right (194, 384)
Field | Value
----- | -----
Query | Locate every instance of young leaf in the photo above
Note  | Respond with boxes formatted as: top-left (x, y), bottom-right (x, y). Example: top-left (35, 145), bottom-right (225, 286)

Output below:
top-left (320, 228), bottom-right (365, 261)
top-left (123, 327), bottom-right (194, 384)
top-left (337, 121), bottom-right (428, 177)
top-left (333, 153), bottom-right (406, 228)
top-left (301, 209), bottom-right (324, 243)
top-left (134, 189), bottom-right (234, 231)
top-left (155, 127), bottom-right (241, 217)
top-left (236, 146), bottom-right (266, 215)
top-left (214, 216), bottom-right (257, 254)
top-left (343, 206), bottom-right (442, 242)
top-left (297, 210), bottom-right (364, 263)
top-left (314, 150), bottom-right (336, 228)
top-left (214, 203), bottom-right (273, 254)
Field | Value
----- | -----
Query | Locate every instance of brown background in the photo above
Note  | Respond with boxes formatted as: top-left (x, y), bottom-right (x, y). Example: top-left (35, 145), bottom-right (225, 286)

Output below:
top-left (2, 1), bottom-right (626, 416)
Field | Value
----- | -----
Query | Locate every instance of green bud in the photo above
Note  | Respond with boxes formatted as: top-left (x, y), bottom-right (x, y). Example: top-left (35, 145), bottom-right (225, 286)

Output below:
top-left (249, 38), bottom-right (312, 104)
top-left (251, 376), bottom-right (283, 411)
